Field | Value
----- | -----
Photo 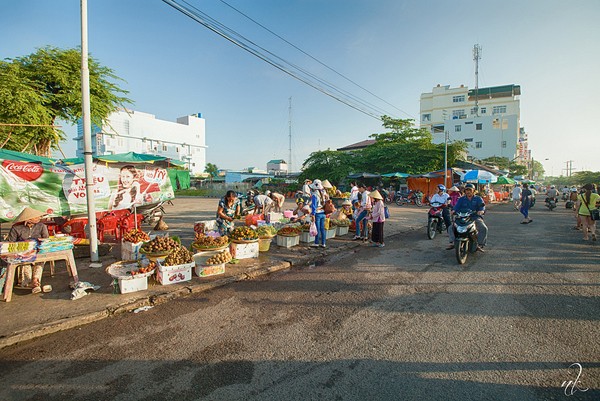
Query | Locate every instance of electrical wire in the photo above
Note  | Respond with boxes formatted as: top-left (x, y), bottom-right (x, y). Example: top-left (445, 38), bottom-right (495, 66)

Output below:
top-left (161, 0), bottom-right (405, 121)
top-left (217, 0), bottom-right (413, 119)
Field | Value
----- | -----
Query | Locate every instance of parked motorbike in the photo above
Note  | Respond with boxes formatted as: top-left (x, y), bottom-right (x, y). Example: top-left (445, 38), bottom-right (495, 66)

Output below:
top-left (545, 197), bottom-right (557, 211)
top-left (427, 201), bottom-right (447, 240)
top-left (137, 200), bottom-right (173, 226)
top-left (453, 209), bottom-right (479, 265)
top-left (395, 190), bottom-right (424, 207)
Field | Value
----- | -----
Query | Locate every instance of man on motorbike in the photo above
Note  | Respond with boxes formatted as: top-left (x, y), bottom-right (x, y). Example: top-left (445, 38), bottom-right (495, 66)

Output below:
top-left (545, 185), bottom-right (559, 204)
top-left (447, 183), bottom-right (487, 251)
top-left (430, 184), bottom-right (452, 248)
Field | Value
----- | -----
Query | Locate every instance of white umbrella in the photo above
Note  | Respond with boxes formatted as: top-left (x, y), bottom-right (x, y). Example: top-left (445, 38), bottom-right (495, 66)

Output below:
top-left (463, 170), bottom-right (498, 183)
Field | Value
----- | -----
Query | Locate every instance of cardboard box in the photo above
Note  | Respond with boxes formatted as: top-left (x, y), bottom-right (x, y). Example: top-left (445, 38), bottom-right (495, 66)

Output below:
top-left (267, 212), bottom-right (284, 223)
top-left (195, 263), bottom-right (226, 277)
top-left (156, 262), bottom-right (194, 285)
top-left (194, 220), bottom-right (217, 234)
top-left (336, 226), bottom-right (349, 236)
top-left (299, 231), bottom-right (316, 243)
top-left (276, 235), bottom-right (300, 248)
top-left (121, 241), bottom-right (145, 261)
top-left (118, 275), bottom-right (148, 294)
top-left (325, 228), bottom-right (336, 239)
top-left (229, 242), bottom-right (259, 259)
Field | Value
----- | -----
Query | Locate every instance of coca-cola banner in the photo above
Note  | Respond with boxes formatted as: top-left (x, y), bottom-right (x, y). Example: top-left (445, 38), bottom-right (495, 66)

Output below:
top-left (0, 159), bottom-right (175, 222)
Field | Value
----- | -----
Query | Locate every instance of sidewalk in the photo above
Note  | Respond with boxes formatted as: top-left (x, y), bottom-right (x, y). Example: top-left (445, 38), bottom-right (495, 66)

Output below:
top-left (0, 197), bottom-right (459, 350)
top-left (0, 231), bottom-right (374, 350)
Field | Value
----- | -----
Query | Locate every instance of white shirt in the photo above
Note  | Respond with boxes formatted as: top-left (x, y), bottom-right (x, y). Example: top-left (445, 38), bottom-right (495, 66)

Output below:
top-left (512, 187), bottom-right (522, 200)
top-left (430, 193), bottom-right (450, 205)
top-left (350, 185), bottom-right (359, 202)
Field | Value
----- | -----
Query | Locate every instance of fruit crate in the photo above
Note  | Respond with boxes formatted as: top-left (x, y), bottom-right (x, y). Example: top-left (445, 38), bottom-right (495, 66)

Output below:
top-left (121, 240), bottom-right (145, 261)
top-left (195, 263), bottom-right (226, 277)
top-left (276, 235), bottom-right (300, 248)
top-left (156, 262), bottom-right (194, 285)
top-left (229, 242), bottom-right (259, 259)
top-left (325, 228), bottom-right (336, 239)
top-left (336, 226), bottom-right (349, 236)
top-left (299, 231), bottom-right (315, 243)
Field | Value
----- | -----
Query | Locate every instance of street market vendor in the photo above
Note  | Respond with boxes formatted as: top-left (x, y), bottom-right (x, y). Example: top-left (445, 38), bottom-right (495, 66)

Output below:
top-left (7, 207), bottom-right (50, 294)
top-left (253, 192), bottom-right (274, 216)
top-left (290, 197), bottom-right (311, 222)
top-left (216, 190), bottom-right (241, 236)
top-left (266, 190), bottom-right (286, 213)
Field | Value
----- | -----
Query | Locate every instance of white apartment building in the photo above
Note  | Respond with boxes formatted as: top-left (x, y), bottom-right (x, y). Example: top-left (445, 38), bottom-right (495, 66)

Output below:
top-left (75, 109), bottom-right (207, 175)
top-left (420, 84), bottom-right (528, 164)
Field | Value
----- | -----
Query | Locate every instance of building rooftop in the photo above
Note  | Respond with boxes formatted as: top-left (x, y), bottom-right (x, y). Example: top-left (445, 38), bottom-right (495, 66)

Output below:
top-left (468, 84), bottom-right (520, 99)
top-left (337, 139), bottom-right (376, 151)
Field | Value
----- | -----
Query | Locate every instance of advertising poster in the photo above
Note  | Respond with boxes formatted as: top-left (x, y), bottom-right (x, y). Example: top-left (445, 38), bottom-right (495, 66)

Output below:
top-left (0, 159), bottom-right (174, 222)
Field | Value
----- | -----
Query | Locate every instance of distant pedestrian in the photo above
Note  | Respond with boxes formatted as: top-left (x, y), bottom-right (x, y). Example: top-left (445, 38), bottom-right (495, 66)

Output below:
top-left (520, 183), bottom-right (533, 224)
top-left (309, 179), bottom-right (328, 248)
top-left (353, 184), bottom-right (371, 241)
top-left (575, 183), bottom-right (599, 241)
top-left (369, 190), bottom-right (386, 247)
top-left (512, 184), bottom-right (522, 210)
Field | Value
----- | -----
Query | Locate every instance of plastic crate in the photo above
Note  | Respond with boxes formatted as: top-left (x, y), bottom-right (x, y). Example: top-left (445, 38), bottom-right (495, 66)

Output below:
top-left (325, 228), bottom-right (336, 239)
top-left (156, 262), bottom-right (194, 285)
top-left (276, 235), bottom-right (299, 248)
top-left (299, 232), bottom-right (315, 243)
top-left (336, 226), bottom-right (349, 236)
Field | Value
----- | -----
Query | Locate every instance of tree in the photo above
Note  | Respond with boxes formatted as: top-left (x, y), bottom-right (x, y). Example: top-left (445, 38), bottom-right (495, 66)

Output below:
top-left (369, 115), bottom-right (432, 143)
top-left (299, 150), bottom-right (356, 185)
top-left (204, 163), bottom-right (219, 177)
top-left (0, 46), bottom-right (130, 156)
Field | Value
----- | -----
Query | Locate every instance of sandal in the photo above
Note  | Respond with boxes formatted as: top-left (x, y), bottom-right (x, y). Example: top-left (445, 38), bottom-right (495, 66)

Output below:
top-left (42, 285), bottom-right (53, 293)
top-left (31, 286), bottom-right (42, 294)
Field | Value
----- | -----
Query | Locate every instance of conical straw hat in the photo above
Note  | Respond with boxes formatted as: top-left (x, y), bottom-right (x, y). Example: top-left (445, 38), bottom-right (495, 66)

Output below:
top-left (369, 190), bottom-right (383, 200)
top-left (321, 179), bottom-right (333, 189)
top-left (13, 207), bottom-right (46, 224)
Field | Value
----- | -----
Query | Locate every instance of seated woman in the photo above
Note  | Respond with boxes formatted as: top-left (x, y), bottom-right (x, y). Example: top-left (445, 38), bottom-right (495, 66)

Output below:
top-left (216, 190), bottom-right (241, 236)
top-left (290, 198), bottom-right (312, 223)
top-left (7, 207), bottom-right (50, 294)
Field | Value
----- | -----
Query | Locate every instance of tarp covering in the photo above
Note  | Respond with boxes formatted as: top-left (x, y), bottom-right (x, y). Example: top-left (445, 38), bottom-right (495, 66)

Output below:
top-left (167, 169), bottom-right (190, 190)
top-left (347, 172), bottom-right (381, 179)
top-left (95, 152), bottom-right (187, 167)
top-left (381, 172), bottom-right (411, 178)
top-left (406, 169), bottom-right (455, 198)
top-left (0, 156), bottom-right (175, 222)
top-left (0, 149), bottom-right (57, 165)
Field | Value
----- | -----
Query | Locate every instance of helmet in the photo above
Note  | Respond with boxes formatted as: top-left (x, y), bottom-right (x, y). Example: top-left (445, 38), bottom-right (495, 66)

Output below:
top-left (265, 190), bottom-right (271, 196)
top-left (550, 185), bottom-right (555, 189)
top-left (570, 188), bottom-right (578, 192)
top-left (464, 183), bottom-right (475, 190)
top-left (296, 197), bottom-right (305, 204)
top-left (437, 184), bottom-right (446, 191)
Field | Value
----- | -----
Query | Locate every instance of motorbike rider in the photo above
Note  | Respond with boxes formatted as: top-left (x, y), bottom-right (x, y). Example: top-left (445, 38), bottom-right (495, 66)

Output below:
top-left (447, 183), bottom-right (488, 252)
top-left (545, 185), bottom-right (559, 203)
top-left (430, 184), bottom-right (452, 249)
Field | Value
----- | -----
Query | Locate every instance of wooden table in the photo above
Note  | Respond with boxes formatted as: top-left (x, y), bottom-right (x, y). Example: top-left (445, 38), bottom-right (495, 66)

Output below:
top-left (2, 249), bottom-right (79, 302)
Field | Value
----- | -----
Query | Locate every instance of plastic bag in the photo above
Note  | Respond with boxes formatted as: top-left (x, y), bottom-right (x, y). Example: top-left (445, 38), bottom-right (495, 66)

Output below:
top-left (309, 222), bottom-right (318, 237)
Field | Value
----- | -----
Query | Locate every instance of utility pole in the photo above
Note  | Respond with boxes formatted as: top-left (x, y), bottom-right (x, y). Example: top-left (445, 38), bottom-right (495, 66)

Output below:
top-left (80, 0), bottom-right (99, 264)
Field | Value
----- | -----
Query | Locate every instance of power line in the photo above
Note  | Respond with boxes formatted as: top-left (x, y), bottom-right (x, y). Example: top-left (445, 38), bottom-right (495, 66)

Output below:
top-left (161, 0), bottom-right (404, 121)
top-left (217, 0), bottom-right (414, 119)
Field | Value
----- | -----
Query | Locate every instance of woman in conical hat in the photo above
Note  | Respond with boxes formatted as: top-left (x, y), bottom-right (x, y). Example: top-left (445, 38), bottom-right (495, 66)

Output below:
top-left (8, 207), bottom-right (50, 294)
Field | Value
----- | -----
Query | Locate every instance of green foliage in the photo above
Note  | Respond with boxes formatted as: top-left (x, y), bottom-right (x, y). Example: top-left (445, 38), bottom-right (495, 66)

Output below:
top-left (545, 171), bottom-right (600, 187)
top-left (0, 46), bottom-right (130, 155)
top-left (298, 117), bottom-right (468, 185)
top-left (204, 163), bottom-right (219, 177)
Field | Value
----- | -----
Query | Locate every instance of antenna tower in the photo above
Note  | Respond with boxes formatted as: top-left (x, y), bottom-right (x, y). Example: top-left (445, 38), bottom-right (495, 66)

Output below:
top-left (473, 44), bottom-right (482, 116)
top-left (288, 97), bottom-right (292, 174)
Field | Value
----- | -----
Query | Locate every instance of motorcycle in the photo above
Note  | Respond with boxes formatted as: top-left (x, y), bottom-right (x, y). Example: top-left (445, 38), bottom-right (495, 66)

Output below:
top-left (545, 197), bottom-right (557, 211)
top-left (427, 201), bottom-right (447, 240)
top-left (395, 190), bottom-right (424, 207)
top-left (453, 209), bottom-right (479, 265)
top-left (137, 200), bottom-right (173, 226)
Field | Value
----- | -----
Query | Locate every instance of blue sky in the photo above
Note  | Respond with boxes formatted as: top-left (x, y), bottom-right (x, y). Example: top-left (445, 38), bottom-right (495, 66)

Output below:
top-left (2, 0), bottom-right (599, 176)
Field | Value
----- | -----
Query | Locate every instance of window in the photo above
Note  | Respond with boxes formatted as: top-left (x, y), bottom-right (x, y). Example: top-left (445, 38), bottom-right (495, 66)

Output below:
top-left (452, 109), bottom-right (466, 119)
top-left (176, 147), bottom-right (180, 153)
top-left (432, 124), bottom-right (444, 133)
top-left (162, 145), bottom-right (168, 151)
top-left (492, 118), bottom-right (508, 129)
top-left (453, 95), bottom-right (465, 103)
top-left (476, 123), bottom-right (483, 130)
top-left (464, 138), bottom-right (473, 142)
top-left (464, 121), bottom-right (473, 125)
top-left (502, 141), bottom-right (507, 148)
top-left (455, 125), bottom-right (461, 132)
top-left (480, 107), bottom-right (486, 114)
top-left (470, 107), bottom-right (478, 115)
top-left (422, 113), bottom-right (431, 122)
top-left (492, 105), bottom-right (507, 114)
top-left (475, 141), bottom-right (482, 148)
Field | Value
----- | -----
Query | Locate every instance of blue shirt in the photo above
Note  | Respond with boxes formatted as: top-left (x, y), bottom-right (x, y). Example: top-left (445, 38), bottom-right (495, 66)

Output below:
top-left (454, 195), bottom-right (485, 218)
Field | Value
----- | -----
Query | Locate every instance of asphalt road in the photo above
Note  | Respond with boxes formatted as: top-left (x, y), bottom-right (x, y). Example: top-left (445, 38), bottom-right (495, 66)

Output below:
top-left (1, 201), bottom-right (599, 400)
